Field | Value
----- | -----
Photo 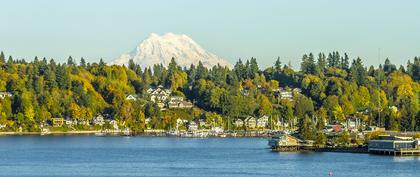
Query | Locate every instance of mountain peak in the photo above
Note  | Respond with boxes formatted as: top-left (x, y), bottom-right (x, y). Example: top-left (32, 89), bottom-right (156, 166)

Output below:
top-left (112, 33), bottom-right (231, 68)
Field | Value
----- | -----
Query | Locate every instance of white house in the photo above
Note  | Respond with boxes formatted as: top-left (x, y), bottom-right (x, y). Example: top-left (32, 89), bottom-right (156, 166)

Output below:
top-left (234, 119), bottom-right (244, 127)
top-left (126, 94), bottom-right (138, 101)
top-left (257, 115), bottom-right (269, 128)
top-left (188, 121), bottom-right (198, 131)
top-left (93, 114), bottom-right (105, 126)
top-left (244, 116), bottom-right (257, 129)
top-left (149, 86), bottom-right (171, 103)
top-left (109, 120), bottom-right (119, 130)
top-left (0, 92), bottom-right (12, 99)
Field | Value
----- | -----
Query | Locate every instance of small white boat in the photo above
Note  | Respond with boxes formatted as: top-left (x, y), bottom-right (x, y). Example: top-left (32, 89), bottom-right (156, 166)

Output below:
top-left (122, 128), bottom-right (131, 136)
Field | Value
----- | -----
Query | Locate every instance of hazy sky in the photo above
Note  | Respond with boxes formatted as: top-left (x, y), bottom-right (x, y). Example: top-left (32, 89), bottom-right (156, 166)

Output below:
top-left (0, 0), bottom-right (419, 69)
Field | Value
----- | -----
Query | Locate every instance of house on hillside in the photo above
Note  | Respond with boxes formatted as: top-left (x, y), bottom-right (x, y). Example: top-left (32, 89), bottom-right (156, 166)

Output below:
top-left (0, 92), bottom-right (12, 99)
top-left (244, 116), bottom-right (257, 129)
top-left (168, 96), bottom-right (193, 109)
top-left (126, 94), bottom-right (138, 101)
top-left (257, 115), bottom-right (269, 128)
top-left (148, 85), bottom-right (171, 103)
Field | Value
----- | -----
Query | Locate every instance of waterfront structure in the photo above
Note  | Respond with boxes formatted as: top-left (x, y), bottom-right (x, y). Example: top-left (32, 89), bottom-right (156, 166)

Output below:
top-left (268, 134), bottom-right (300, 151)
top-left (52, 118), bottom-right (64, 127)
top-left (188, 121), bottom-right (198, 131)
top-left (257, 115), bottom-right (269, 128)
top-left (92, 115), bottom-right (105, 126)
top-left (244, 116), bottom-right (257, 129)
top-left (234, 119), bottom-right (244, 128)
top-left (368, 135), bottom-right (420, 156)
top-left (109, 120), bottom-right (119, 130)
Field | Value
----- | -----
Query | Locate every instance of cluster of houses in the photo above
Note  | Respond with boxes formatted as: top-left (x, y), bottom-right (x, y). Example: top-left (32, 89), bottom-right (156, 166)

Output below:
top-left (234, 115), bottom-right (272, 129)
top-left (272, 87), bottom-right (301, 101)
top-left (126, 85), bottom-right (193, 110)
top-left (50, 115), bottom-right (119, 130)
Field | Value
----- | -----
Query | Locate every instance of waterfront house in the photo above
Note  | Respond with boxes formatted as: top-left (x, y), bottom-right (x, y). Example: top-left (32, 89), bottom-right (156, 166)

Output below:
top-left (126, 94), bottom-right (138, 101)
top-left (0, 124), bottom-right (6, 129)
top-left (52, 118), bottom-right (64, 127)
top-left (109, 120), bottom-right (119, 130)
top-left (0, 92), bottom-right (12, 99)
top-left (188, 121), bottom-right (198, 131)
top-left (234, 119), bottom-right (244, 128)
top-left (368, 135), bottom-right (420, 155)
top-left (268, 133), bottom-right (300, 149)
top-left (257, 115), bottom-right (269, 128)
top-left (198, 119), bottom-right (207, 127)
top-left (366, 126), bottom-right (385, 132)
top-left (93, 114), bottom-right (105, 126)
top-left (244, 116), bottom-right (257, 129)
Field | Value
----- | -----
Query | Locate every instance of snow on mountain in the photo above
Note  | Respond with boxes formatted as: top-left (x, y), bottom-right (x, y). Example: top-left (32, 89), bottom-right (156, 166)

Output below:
top-left (112, 33), bottom-right (231, 68)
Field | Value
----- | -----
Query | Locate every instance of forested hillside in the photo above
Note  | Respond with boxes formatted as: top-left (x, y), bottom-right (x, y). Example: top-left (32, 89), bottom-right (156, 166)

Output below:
top-left (0, 51), bottom-right (418, 135)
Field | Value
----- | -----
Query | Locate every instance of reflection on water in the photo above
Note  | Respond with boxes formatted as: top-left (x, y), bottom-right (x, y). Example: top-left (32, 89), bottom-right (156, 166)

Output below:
top-left (0, 136), bottom-right (419, 177)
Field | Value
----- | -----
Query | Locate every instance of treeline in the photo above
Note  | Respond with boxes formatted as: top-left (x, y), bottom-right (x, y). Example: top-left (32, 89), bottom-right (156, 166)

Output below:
top-left (0, 51), bottom-right (418, 136)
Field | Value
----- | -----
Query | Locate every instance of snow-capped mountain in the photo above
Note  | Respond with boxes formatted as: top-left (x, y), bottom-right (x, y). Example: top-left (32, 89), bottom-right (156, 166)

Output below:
top-left (112, 33), bottom-right (231, 68)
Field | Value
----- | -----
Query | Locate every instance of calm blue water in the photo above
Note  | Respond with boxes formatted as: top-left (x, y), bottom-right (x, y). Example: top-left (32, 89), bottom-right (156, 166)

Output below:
top-left (0, 136), bottom-right (419, 177)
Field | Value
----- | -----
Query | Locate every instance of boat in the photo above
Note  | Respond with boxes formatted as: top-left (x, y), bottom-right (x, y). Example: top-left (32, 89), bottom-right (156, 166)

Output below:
top-left (95, 132), bottom-right (106, 137)
top-left (166, 130), bottom-right (179, 136)
top-left (122, 128), bottom-right (131, 136)
top-left (40, 128), bottom-right (51, 136)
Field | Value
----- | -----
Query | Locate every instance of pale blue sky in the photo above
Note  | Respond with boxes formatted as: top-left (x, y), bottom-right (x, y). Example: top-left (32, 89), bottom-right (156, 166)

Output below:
top-left (0, 0), bottom-right (419, 68)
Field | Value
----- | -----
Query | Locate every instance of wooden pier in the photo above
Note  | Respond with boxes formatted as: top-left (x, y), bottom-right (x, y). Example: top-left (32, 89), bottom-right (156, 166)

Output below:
top-left (369, 148), bottom-right (420, 156)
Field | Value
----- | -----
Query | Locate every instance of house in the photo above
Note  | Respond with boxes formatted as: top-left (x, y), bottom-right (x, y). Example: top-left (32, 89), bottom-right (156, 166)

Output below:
top-left (198, 119), bottom-right (207, 127)
top-left (126, 94), bottom-right (138, 101)
top-left (169, 96), bottom-right (184, 102)
top-left (52, 118), bottom-right (64, 127)
top-left (93, 114), bottom-right (105, 126)
top-left (168, 96), bottom-right (193, 109)
top-left (368, 135), bottom-right (420, 155)
top-left (257, 115), bottom-right (269, 128)
top-left (268, 133), bottom-right (300, 148)
top-left (0, 124), bottom-right (6, 129)
top-left (145, 118), bottom-right (152, 125)
top-left (234, 119), bottom-right (244, 127)
top-left (244, 116), bottom-right (257, 129)
top-left (148, 86), bottom-right (171, 103)
top-left (188, 121), bottom-right (198, 131)
top-left (366, 126), bottom-right (385, 132)
top-left (0, 92), bottom-right (12, 99)
top-left (323, 124), bottom-right (343, 133)
top-left (276, 120), bottom-right (289, 128)
top-left (109, 120), bottom-right (119, 130)
top-left (65, 119), bottom-right (75, 125)
top-left (345, 117), bottom-right (362, 131)
top-left (176, 118), bottom-right (188, 126)
top-left (279, 90), bottom-right (293, 100)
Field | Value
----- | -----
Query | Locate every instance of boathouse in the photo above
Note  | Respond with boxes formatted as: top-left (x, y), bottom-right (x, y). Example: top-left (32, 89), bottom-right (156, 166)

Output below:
top-left (368, 135), bottom-right (420, 156)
